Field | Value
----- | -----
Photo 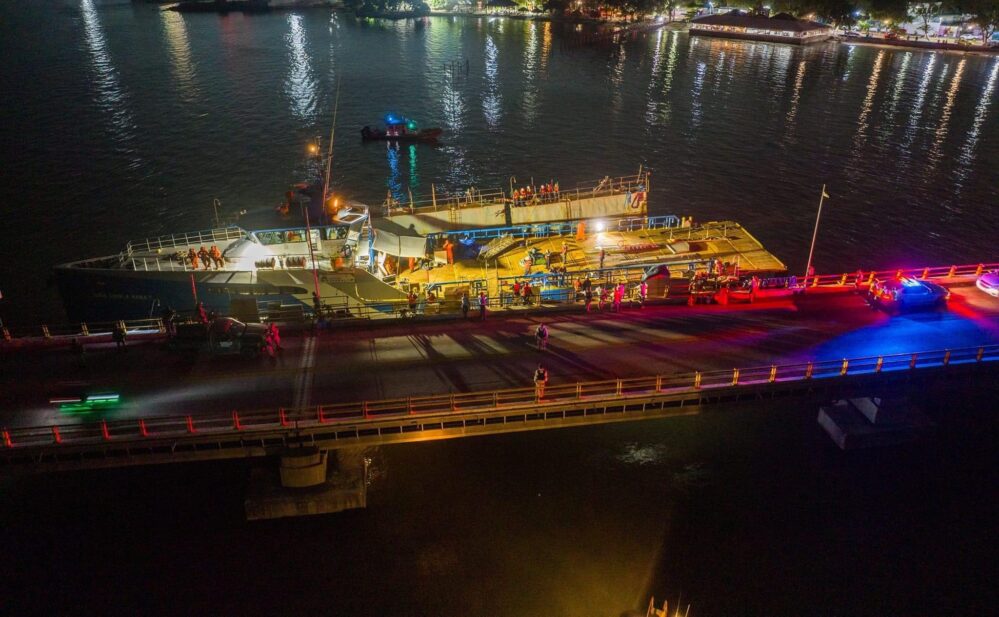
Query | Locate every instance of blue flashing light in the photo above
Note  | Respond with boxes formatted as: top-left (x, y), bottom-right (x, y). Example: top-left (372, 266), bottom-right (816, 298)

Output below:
top-left (900, 277), bottom-right (921, 287)
top-left (385, 113), bottom-right (402, 125)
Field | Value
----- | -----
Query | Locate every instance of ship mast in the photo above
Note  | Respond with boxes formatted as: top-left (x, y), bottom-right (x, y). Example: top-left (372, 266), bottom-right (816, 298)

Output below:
top-left (307, 80), bottom-right (341, 314)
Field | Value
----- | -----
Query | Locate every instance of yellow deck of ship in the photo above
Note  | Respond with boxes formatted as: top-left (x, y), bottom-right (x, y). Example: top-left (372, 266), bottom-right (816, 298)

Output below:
top-left (394, 221), bottom-right (786, 297)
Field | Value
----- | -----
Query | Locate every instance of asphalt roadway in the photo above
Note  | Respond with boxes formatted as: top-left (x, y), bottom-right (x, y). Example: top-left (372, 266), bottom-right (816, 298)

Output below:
top-left (3, 283), bottom-right (999, 429)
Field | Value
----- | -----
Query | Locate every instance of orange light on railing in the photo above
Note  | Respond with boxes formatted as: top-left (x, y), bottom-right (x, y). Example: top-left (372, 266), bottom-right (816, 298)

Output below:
top-left (805, 362), bottom-right (814, 379)
top-left (731, 368), bottom-right (740, 386)
top-left (943, 350), bottom-right (951, 366)
top-left (875, 356), bottom-right (884, 373)
top-left (948, 265), bottom-right (957, 277)
top-left (840, 359), bottom-right (849, 376)
top-left (3, 429), bottom-right (12, 448)
top-left (768, 365), bottom-right (777, 383)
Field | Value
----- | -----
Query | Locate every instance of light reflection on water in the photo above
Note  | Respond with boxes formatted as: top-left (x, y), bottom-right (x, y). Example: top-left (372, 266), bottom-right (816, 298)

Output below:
top-left (79, 0), bottom-right (136, 154)
top-left (957, 59), bottom-right (999, 191)
top-left (160, 11), bottom-right (197, 101)
top-left (285, 13), bottom-right (316, 121)
top-left (482, 35), bottom-right (501, 128)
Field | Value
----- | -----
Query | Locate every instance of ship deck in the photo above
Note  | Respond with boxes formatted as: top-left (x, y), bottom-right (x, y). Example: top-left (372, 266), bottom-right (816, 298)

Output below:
top-left (395, 220), bottom-right (786, 297)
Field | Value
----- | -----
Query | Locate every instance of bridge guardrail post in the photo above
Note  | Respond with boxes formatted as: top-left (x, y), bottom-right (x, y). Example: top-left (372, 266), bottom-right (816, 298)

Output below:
top-left (616, 380), bottom-right (623, 396)
top-left (139, 419), bottom-right (149, 437)
top-left (840, 359), bottom-right (849, 376)
top-left (52, 426), bottom-right (62, 444)
top-left (407, 398), bottom-right (414, 415)
top-left (875, 356), bottom-right (884, 373)
top-left (279, 408), bottom-right (289, 427)
top-left (768, 365), bottom-right (777, 383)
top-left (186, 416), bottom-right (196, 434)
top-left (233, 411), bottom-right (243, 430)
top-left (363, 401), bottom-right (370, 419)
top-left (655, 375), bottom-right (663, 393)
top-left (317, 406), bottom-right (326, 423)
top-left (909, 354), bottom-right (918, 370)
top-left (805, 362), bottom-right (814, 379)
top-left (694, 372), bottom-right (702, 389)
top-left (976, 264), bottom-right (984, 276)
top-left (80, 323), bottom-right (89, 336)
top-left (450, 394), bottom-right (456, 412)
top-left (977, 347), bottom-right (984, 362)
top-left (576, 383), bottom-right (582, 399)
top-left (731, 369), bottom-right (740, 386)
top-left (943, 350), bottom-right (951, 366)
top-left (948, 265), bottom-right (956, 277)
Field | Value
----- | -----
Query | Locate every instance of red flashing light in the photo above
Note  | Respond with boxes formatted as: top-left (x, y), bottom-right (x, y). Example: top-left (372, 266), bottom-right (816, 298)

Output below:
top-left (52, 426), bottom-right (63, 444)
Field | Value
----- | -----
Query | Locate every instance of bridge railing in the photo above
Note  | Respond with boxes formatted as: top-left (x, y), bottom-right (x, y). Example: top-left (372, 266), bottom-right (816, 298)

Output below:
top-left (1, 318), bottom-right (165, 342)
top-left (802, 263), bottom-right (999, 289)
top-left (5, 344), bottom-right (998, 452)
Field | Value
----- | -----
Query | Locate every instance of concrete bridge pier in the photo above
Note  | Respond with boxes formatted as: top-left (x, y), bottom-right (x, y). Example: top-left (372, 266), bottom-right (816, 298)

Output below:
top-left (244, 446), bottom-right (368, 521)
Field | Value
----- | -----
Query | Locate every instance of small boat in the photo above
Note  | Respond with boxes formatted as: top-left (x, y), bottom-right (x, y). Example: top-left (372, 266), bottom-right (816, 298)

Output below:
top-left (361, 115), bottom-right (442, 143)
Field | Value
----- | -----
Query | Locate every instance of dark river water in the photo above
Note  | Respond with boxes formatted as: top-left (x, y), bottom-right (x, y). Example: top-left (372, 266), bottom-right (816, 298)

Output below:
top-left (2, 3), bottom-right (998, 615)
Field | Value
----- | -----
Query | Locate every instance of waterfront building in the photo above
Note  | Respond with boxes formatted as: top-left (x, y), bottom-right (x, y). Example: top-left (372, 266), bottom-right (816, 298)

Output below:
top-left (690, 11), bottom-right (833, 45)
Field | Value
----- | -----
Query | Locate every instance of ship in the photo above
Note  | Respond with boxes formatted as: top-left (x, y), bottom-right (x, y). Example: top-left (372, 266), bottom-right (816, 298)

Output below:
top-left (53, 170), bottom-right (776, 322)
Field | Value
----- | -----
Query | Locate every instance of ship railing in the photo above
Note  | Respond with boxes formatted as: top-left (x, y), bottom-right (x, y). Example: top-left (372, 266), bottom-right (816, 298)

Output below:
top-left (383, 171), bottom-right (650, 215)
top-left (125, 227), bottom-right (245, 254)
top-left (6, 344), bottom-right (998, 452)
top-left (426, 215), bottom-right (680, 242)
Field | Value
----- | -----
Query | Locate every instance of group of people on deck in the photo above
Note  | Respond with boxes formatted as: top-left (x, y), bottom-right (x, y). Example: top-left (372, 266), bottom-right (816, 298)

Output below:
top-left (576, 277), bottom-right (648, 312)
top-left (512, 182), bottom-right (560, 207)
top-left (188, 245), bottom-right (224, 271)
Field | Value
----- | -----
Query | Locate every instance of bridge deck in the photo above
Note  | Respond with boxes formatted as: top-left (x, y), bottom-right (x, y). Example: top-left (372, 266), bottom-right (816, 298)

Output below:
top-left (3, 281), bottom-right (999, 449)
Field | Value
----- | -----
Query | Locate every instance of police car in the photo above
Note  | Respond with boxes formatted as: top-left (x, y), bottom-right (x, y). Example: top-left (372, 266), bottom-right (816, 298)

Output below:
top-left (868, 277), bottom-right (949, 312)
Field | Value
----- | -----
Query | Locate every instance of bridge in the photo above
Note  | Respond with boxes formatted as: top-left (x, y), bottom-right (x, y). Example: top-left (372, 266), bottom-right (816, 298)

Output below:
top-left (3, 345), bottom-right (997, 472)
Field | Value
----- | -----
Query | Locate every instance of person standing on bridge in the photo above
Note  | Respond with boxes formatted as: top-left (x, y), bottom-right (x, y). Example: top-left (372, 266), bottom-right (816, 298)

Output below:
top-left (639, 281), bottom-right (648, 307)
top-left (561, 241), bottom-right (569, 266)
top-left (266, 323), bottom-right (282, 351)
top-left (478, 291), bottom-right (488, 320)
top-left (535, 322), bottom-right (549, 351)
top-left (598, 246), bottom-right (606, 270)
top-left (584, 287), bottom-right (593, 312)
top-left (461, 292), bottom-right (470, 319)
top-left (534, 364), bottom-right (549, 400)
top-left (112, 323), bottom-right (127, 352)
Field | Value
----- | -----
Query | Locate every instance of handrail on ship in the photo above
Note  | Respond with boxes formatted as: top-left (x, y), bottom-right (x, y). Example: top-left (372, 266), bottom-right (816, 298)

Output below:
top-left (3, 344), bottom-right (997, 453)
top-left (383, 171), bottom-right (650, 215)
top-left (125, 226), bottom-right (246, 255)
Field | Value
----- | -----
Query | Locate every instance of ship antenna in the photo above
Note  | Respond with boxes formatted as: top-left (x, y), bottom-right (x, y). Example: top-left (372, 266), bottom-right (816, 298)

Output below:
top-left (322, 77), bottom-right (341, 224)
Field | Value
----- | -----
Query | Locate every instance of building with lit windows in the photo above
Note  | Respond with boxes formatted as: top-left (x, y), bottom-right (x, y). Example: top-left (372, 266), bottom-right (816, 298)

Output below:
top-left (690, 11), bottom-right (833, 45)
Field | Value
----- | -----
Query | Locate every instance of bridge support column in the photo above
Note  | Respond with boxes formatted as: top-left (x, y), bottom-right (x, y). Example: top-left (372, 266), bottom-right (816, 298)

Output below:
top-left (244, 446), bottom-right (368, 521)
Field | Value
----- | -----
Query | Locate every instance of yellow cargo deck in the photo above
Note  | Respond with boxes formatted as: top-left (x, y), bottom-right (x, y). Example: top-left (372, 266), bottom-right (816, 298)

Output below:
top-left (394, 220), bottom-right (786, 297)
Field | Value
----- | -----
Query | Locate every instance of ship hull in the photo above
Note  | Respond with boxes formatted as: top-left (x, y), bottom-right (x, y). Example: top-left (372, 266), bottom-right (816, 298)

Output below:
top-left (54, 266), bottom-right (306, 322)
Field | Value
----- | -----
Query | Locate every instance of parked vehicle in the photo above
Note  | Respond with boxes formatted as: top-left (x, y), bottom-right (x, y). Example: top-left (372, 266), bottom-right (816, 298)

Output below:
top-left (975, 271), bottom-right (999, 297)
top-left (167, 317), bottom-right (268, 356)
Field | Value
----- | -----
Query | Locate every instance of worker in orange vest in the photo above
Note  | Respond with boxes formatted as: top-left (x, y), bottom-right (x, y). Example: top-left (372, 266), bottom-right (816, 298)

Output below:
top-left (443, 238), bottom-right (455, 265)
top-left (576, 220), bottom-right (586, 242)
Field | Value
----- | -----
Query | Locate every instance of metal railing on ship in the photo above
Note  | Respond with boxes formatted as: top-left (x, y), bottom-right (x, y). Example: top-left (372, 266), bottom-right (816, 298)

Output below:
top-left (125, 227), bottom-right (245, 255)
top-left (4, 345), bottom-right (997, 451)
top-left (383, 171), bottom-right (650, 215)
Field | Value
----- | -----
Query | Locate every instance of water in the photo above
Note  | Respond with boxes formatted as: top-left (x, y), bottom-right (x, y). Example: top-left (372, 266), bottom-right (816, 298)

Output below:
top-left (2, 4), bottom-right (998, 614)
top-left (2, 3), bottom-right (999, 322)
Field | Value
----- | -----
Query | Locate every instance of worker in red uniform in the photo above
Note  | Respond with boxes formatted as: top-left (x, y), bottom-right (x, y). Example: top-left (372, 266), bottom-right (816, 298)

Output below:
top-left (443, 238), bottom-right (455, 265)
top-left (188, 247), bottom-right (200, 271)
